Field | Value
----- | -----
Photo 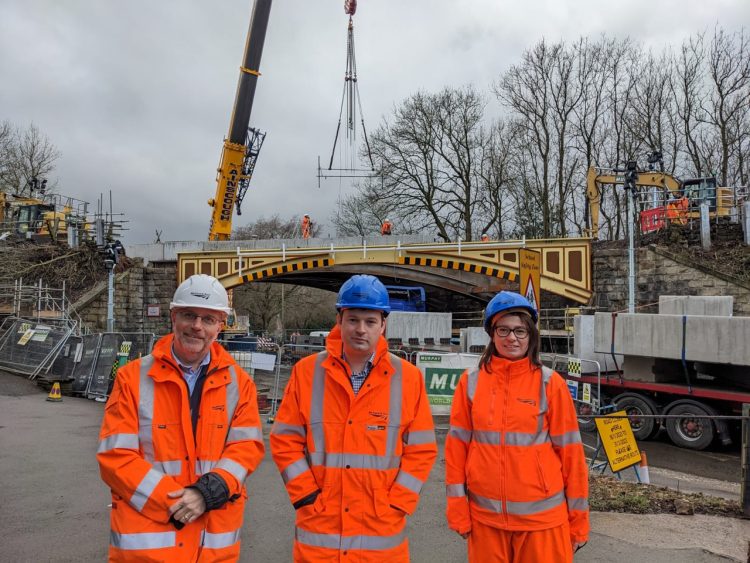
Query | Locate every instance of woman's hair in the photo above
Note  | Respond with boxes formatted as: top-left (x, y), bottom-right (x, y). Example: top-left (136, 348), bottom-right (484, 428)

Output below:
top-left (479, 312), bottom-right (541, 371)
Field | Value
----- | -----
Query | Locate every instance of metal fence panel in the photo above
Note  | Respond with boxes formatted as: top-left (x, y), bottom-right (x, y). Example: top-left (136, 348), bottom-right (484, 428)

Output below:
top-left (86, 333), bottom-right (155, 399)
top-left (71, 334), bottom-right (102, 395)
top-left (0, 318), bottom-right (73, 377)
top-left (48, 335), bottom-right (83, 382)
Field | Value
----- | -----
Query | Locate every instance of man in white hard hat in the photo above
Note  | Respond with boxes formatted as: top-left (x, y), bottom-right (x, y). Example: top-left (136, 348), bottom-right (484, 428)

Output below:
top-left (97, 274), bottom-right (265, 562)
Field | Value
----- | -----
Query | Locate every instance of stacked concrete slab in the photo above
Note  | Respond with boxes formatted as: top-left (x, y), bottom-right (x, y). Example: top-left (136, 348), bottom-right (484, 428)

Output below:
top-left (385, 312), bottom-right (451, 344)
top-left (460, 327), bottom-right (489, 353)
top-left (592, 295), bottom-right (750, 383)
top-left (658, 295), bottom-right (733, 316)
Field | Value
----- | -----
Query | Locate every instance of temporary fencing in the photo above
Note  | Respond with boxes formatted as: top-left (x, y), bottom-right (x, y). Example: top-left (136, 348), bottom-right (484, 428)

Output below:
top-left (0, 316), bottom-right (76, 378)
top-left (85, 333), bottom-right (155, 399)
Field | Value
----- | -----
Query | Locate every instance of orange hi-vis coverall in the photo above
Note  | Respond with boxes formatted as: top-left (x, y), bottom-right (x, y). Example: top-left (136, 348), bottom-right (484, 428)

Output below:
top-left (97, 334), bottom-right (265, 562)
top-left (445, 356), bottom-right (589, 553)
top-left (270, 325), bottom-right (438, 562)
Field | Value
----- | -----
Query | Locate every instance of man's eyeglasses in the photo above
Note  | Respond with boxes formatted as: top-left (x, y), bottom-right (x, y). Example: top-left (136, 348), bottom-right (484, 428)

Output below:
top-left (492, 326), bottom-right (529, 339)
top-left (176, 310), bottom-right (221, 327)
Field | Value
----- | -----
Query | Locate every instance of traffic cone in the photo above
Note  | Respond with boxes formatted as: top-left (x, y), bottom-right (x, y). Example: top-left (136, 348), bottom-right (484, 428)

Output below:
top-left (46, 382), bottom-right (62, 402)
top-left (638, 450), bottom-right (650, 484)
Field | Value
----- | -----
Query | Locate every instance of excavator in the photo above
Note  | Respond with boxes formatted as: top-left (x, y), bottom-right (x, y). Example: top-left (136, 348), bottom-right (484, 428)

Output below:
top-left (207, 0), bottom-right (271, 241)
top-left (585, 159), bottom-right (734, 239)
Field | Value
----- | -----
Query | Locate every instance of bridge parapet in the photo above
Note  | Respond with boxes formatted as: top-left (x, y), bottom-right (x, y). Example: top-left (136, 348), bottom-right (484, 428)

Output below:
top-left (172, 237), bottom-right (592, 303)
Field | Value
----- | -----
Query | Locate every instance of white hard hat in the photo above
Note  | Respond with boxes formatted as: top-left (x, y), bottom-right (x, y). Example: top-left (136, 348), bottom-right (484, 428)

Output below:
top-left (385, 218), bottom-right (390, 222)
top-left (170, 274), bottom-right (231, 315)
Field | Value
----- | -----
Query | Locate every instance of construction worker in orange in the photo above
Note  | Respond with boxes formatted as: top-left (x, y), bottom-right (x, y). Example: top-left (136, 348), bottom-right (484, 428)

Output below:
top-left (445, 291), bottom-right (589, 562)
top-left (97, 274), bottom-right (265, 562)
top-left (301, 213), bottom-right (313, 239)
top-left (270, 274), bottom-right (437, 562)
top-left (666, 194), bottom-right (689, 225)
top-left (480, 233), bottom-right (490, 242)
top-left (381, 218), bottom-right (393, 235)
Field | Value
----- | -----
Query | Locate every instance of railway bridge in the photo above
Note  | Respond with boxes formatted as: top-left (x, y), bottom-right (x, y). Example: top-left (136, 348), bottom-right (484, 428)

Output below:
top-left (129, 235), bottom-right (592, 309)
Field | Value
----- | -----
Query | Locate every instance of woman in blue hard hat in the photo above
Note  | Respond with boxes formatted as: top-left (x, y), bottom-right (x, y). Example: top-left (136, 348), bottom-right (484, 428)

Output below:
top-left (445, 291), bottom-right (589, 562)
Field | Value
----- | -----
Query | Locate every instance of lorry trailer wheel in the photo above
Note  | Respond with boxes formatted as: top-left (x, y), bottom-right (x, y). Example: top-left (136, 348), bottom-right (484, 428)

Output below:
top-left (664, 400), bottom-right (715, 451)
top-left (613, 393), bottom-right (660, 440)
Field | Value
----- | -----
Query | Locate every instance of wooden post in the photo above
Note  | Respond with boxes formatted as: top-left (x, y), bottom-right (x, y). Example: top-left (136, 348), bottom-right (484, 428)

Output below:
top-left (742, 403), bottom-right (750, 519)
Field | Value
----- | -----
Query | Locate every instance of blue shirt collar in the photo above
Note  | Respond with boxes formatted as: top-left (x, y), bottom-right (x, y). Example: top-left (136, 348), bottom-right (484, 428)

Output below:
top-left (171, 345), bottom-right (211, 374)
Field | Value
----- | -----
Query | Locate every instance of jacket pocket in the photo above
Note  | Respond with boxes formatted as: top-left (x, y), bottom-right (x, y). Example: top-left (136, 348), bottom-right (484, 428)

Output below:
top-left (536, 450), bottom-right (550, 494)
top-left (373, 487), bottom-right (401, 519)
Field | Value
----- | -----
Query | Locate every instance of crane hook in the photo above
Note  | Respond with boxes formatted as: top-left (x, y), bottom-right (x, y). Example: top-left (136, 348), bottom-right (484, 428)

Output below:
top-left (344, 0), bottom-right (357, 16)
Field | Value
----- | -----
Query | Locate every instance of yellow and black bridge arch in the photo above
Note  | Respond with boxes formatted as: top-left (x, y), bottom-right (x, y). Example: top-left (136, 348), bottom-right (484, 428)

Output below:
top-left (177, 237), bottom-right (592, 304)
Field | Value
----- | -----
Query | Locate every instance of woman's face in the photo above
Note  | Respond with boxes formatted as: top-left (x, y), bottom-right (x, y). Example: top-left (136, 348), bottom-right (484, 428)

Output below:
top-left (491, 313), bottom-right (530, 361)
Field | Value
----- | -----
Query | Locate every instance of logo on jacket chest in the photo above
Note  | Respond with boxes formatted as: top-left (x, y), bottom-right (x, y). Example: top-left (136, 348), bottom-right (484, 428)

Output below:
top-left (517, 398), bottom-right (537, 407)
top-left (367, 410), bottom-right (388, 431)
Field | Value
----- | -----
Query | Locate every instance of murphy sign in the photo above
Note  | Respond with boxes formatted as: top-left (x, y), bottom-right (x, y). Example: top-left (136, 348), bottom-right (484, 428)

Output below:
top-left (415, 352), bottom-right (482, 414)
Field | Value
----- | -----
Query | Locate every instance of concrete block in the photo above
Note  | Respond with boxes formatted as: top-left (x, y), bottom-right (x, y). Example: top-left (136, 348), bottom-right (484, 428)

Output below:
top-left (658, 295), bottom-right (733, 316)
top-left (594, 312), bottom-right (750, 366)
top-left (622, 355), bottom-right (656, 382)
top-left (385, 312), bottom-right (452, 344)
top-left (460, 327), bottom-right (489, 353)
top-left (573, 315), bottom-right (623, 373)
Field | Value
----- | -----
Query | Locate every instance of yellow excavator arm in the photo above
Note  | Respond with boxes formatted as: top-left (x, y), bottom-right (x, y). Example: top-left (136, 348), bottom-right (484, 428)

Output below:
top-left (585, 166), bottom-right (683, 239)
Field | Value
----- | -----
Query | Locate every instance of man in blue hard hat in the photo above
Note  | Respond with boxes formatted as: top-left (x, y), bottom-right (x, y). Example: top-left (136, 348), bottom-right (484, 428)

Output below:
top-left (271, 274), bottom-right (437, 561)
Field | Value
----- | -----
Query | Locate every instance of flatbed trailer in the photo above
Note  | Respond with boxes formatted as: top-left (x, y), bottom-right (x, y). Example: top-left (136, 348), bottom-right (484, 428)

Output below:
top-left (565, 371), bottom-right (750, 450)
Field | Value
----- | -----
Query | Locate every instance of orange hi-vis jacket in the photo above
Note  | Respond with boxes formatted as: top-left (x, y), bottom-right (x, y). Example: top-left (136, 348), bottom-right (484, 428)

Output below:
top-left (445, 356), bottom-right (589, 543)
top-left (97, 334), bottom-right (265, 562)
top-left (270, 326), bottom-right (437, 562)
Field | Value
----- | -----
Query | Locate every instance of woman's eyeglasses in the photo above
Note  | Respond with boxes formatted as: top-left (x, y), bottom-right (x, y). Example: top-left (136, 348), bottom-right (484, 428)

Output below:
top-left (492, 326), bottom-right (529, 339)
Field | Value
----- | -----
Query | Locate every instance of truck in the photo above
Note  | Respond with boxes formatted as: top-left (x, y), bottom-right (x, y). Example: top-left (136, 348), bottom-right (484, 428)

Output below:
top-left (385, 285), bottom-right (426, 312)
top-left (561, 296), bottom-right (750, 450)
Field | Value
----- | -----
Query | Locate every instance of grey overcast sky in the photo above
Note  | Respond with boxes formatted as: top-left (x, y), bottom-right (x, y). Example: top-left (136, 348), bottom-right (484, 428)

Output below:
top-left (1, 1), bottom-right (747, 244)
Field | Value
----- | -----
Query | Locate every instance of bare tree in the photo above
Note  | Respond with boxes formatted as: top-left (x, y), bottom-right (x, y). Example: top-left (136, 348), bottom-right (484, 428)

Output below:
top-left (0, 122), bottom-right (60, 196)
top-left (232, 213), bottom-right (320, 240)
top-left (703, 27), bottom-right (750, 186)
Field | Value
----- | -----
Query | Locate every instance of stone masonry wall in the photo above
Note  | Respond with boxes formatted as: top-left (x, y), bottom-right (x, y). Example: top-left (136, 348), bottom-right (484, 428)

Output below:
top-left (592, 245), bottom-right (750, 316)
top-left (75, 262), bottom-right (177, 335)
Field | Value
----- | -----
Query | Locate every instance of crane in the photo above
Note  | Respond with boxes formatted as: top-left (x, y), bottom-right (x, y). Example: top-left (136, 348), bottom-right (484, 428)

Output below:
top-left (207, 0), bottom-right (272, 241)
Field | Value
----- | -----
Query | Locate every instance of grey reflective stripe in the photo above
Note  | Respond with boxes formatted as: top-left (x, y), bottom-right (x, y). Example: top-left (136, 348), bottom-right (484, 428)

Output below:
top-left (567, 496), bottom-right (589, 511)
top-left (469, 491), bottom-right (502, 513)
top-left (472, 430), bottom-right (501, 445)
top-left (130, 468), bottom-right (163, 512)
top-left (110, 530), bottom-right (176, 550)
top-left (281, 458), bottom-right (311, 484)
top-left (195, 459), bottom-right (217, 475)
top-left (203, 529), bottom-right (241, 549)
top-left (550, 430), bottom-right (582, 447)
top-left (138, 355), bottom-right (156, 463)
top-left (446, 483), bottom-right (467, 497)
top-left (226, 426), bottom-right (263, 443)
top-left (466, 368), bottom-right (479, 402)
top-left (395, 470), bottom-right (424, 494)
top-left (448, 425), bottom-right (472, 443)
top-left (403, 429), bottom-right (436, 446)
top-left (271, 422), bottom-right (306, 438)
top-left (296, 528), bottom-right (406, 551)
top-left (507, 490), bottom-right (565, 515)
top-left (153, 460), bottom-right (182, 475)
top-left (385, 354), bottom-right (403, 457)
top-left (537, 366), bottom-right (553, 434)
top-left (225, 365), bottom-right (240, 427)
top-left (309, 352), bottom-right (328, 454)
top-left (308, 451), bottom-right (401, 470)
top-left (504, 431), bottom-right (549, 446)
top-left (216, 457), bottom-right (247, 482)
top-left (98, 433), bottom-right (139, 453)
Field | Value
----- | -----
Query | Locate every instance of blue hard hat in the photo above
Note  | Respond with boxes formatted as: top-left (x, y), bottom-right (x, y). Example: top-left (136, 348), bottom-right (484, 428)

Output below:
top-left (336, 275), bottom-right (391, 315)
top-left (484, 291), bottom-right (537, 332)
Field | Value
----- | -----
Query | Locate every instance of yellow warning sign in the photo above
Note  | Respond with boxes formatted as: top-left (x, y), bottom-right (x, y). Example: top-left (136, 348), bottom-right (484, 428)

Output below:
top-left (519, 249), bottom-right (541, 313)
top-left (595, 410), bottom-right (642, 473)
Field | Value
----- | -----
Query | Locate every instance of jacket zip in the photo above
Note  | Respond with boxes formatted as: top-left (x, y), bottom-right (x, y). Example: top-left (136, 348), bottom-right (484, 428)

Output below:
top-left (500, 368), bottom-right (509, 526)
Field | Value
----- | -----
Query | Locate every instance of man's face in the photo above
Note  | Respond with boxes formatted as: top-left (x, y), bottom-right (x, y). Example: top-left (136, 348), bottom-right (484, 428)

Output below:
top-left (170, 307), bottom-right (225, 366)
top-left (337, 308), bottom-right (385, 356)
